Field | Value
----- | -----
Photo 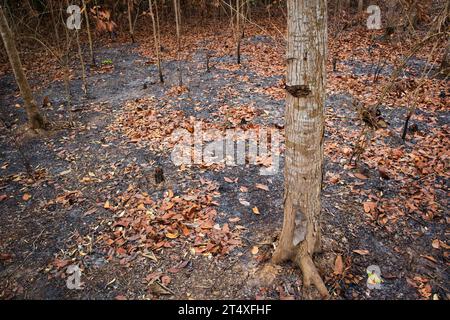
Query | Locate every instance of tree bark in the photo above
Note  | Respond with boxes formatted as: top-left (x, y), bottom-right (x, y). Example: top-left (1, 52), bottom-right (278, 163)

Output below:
top-left (0, 5), bottom-right (45, 130)
top-left (272, 0), bottom-right (328, 299)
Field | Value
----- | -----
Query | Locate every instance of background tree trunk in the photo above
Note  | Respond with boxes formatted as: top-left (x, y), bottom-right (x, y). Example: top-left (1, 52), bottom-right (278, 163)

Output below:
top-left (0, 5), bottom-right (45, 130)
top-left (173, 0), bottom-right (182, 86)
top-left (358, 0), bottom-right (364, 12)
top-left (236, 0), bottom-right (242, 64)
top-left (149, 0), bottom-right (164, 83)
top-left (272, 0), bottom-right (328, 298)
top-left (441, 44), bottom-right (450, 75)
top-left (128, 0), bottom-right (136, 43)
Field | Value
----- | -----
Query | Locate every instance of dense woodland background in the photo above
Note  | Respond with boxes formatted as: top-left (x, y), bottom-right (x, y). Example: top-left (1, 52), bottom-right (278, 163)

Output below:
top-left (0, 0), bottom-right (448, 300)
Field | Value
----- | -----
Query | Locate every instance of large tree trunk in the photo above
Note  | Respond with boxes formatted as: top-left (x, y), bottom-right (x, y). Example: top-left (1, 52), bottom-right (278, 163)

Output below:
top-left (272, 0), bottom-right (328, 299)
top-left (440, 44), bottom-right (450, 75)
top-left (0, 5), bottom-right (45, 130)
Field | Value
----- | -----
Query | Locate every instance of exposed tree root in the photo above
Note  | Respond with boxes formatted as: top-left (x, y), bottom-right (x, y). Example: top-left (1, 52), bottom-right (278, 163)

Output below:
top-left (272, 245), bottom-right (293, 265)
top-left (28, 113), bottom-right (46, 130)
top-left (272, 244), bottom-right (329, 299)
top-left (295, 253), bottom-right (329, 299)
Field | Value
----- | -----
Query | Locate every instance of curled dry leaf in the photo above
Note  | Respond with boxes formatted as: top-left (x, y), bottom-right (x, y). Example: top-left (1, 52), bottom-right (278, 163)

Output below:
top-left (165, 232), bottom-right (179, 239)
top-left (161, 275), bottom-right (171, 286)
top-left (363, 201), bottom-right (377, 213)
top-left (329, 175), bottom-right (340, 184)
top-left (239, 186), bottom-right (248, 192)
top-left (22, 193), bottom-right (31, 201)
top-left (431, 239), bottom-right (440, 249)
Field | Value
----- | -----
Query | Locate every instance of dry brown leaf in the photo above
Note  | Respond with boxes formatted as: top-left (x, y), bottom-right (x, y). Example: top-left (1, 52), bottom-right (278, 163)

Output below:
top-left (353, 249), bottom-right (369, 255)
top-left (239, 199), bottom-right (250, 207)
top-left (334, 254), bottom-right (344, 275)
top-left (421, 255), bottom-right (437, 263)
top-left (329, 175), bottom-right (340, 184)
top-left (255, 183), bottom-right (269, 191)
top-left (224, 177), bottom-right (234, 183)
top-left (84, 208), bottom-right (97, 216)
top-left (354, 173), bottom-right (368, 180)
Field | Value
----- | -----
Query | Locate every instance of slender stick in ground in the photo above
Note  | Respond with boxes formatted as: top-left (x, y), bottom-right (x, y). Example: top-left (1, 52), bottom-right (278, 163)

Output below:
top-left (62, 0), bottom-right (76, 125)
top-left (82, 0), bottom-right (95, 65)
top-left (75, 29), bottom-right (87, 95)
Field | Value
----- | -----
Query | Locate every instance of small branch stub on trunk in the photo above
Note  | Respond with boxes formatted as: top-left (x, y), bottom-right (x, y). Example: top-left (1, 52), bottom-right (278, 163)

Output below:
top-left (285, 84), bottom-right (311, 98)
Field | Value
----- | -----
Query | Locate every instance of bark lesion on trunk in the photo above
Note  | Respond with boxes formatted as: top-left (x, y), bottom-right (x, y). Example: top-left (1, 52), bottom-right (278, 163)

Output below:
top-left (272, 186), bottom-right (329, 299)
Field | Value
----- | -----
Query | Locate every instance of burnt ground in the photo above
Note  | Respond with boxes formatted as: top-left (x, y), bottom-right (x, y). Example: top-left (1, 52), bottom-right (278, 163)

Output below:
top-left (0, 33), bottom-right (448, 300)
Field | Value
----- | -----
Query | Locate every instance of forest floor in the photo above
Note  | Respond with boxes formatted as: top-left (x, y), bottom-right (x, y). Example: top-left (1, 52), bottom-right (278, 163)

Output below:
top-left (0, 16), bottom-right (448, 300)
